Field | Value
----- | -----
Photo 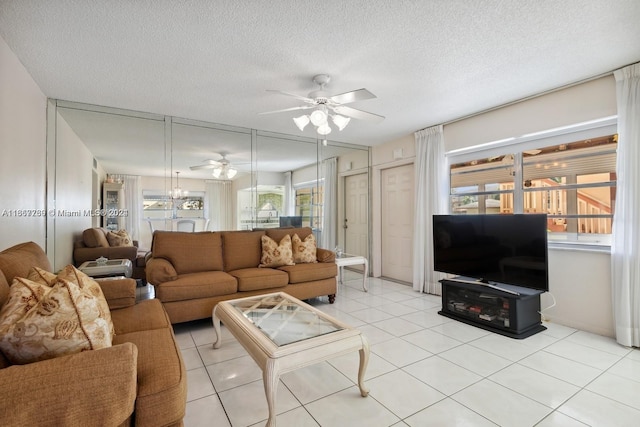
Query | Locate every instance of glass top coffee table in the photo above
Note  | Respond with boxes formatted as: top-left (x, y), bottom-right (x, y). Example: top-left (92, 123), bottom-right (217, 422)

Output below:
top-left (213, 292), bottom-right (369, 427)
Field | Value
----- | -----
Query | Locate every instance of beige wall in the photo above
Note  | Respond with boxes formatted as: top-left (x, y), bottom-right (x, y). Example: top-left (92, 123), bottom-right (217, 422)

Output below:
top-left (0, 36), bottom-right (47, 251)
top-left (444, 75), bottom-right (616, 151)
top-left (52, 112), bottom-right (94, 270)
top-left (372, 76), bottom-right (618, 337)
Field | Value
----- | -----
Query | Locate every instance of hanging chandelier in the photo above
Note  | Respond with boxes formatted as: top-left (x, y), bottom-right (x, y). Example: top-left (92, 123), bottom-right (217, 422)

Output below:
top-left (171, 171), bottom-right (188, 199)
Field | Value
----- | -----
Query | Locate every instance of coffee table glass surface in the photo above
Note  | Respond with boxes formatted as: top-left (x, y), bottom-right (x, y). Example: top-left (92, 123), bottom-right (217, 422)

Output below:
top-left (228, 293), bottom-right (344, 346)
top-left (213, 292), bottom-right (369, 427)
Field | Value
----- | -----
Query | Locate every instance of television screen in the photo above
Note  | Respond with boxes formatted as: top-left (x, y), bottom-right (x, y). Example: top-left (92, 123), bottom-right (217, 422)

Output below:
top-left (279, 216), bottom-right (302, 228)
top-left (433, 214), bottom-right (549, 292)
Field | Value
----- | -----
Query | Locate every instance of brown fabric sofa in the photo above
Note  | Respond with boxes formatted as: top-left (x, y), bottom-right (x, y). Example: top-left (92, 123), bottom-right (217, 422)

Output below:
top-left (146, 227), bottom-right (337, 324)
top-left (0, 242), bottom-right (186, 427)
top-left (73, 227), bottom-right (147, 280)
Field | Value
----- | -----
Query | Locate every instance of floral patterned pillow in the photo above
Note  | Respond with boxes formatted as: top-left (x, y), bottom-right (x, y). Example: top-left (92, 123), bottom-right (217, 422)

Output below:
top-left (259, 234), bottom-right (294, 268)
top-left (0, 276), bottom-right (113, 365)
top-left (292, 233), bottom-right (318, 264)
top-left (106, 229), bottom-right (133, 247)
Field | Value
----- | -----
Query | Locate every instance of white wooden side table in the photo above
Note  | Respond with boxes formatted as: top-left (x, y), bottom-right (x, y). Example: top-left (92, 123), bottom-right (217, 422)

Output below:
top-left (335, 253), bottom-right (369, 292)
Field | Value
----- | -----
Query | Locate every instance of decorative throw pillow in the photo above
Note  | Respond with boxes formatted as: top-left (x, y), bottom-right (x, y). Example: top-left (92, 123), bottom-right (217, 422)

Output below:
top-left (106, 229), bottom-right (133, 247)
top-left (259, 234), bottom-right (294, 268)
top-left (0, 277), bottom-right (113, 365)
top-left (27, 266), bottom-right (58, 286)
top-left (24, 265), bottom-right (114, 337)
top-left (292, 233), bottom-right (318, 264)
top-left (55, 265), bottom-right (114, 337)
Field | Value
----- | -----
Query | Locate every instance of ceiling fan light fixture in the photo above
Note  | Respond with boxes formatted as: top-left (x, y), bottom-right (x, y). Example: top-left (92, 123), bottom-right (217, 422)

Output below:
top-left (317, 123), bottom-right (332, 135)
top-left (293, 115), bottom-right (310, 131)
top-left (309, 109), bottom-right (328, 126)
top-left (212, 165), bottom-right (238, 180)
top-left (331, 114), bottom-right (351, 131)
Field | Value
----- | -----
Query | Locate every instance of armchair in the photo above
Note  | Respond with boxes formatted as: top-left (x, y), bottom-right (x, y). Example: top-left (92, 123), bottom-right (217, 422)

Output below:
top-left (73, 228), bottom-right (147, 280)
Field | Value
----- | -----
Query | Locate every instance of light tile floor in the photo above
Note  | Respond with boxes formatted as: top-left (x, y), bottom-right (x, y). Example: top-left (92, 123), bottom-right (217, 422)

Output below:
top-left (140, 271), bottom-right (640, 426)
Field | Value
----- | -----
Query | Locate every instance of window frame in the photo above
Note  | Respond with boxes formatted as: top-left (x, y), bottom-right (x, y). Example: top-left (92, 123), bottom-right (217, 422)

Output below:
top-left (446, 116), bottom-right (617, 251)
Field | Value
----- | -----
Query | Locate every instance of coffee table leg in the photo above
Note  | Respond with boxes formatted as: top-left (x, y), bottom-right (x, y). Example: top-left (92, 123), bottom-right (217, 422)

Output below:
top-left (358, 335), bottom-right (370, 397)
top-left (212, 307), bottom-right (222, 349)
top-left (264, 359), bottom-right (279, 427)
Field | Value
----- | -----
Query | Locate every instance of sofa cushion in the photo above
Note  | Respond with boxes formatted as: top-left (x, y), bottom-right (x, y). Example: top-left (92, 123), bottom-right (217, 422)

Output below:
top-left (222, 230), bottom-right (265, 272)
top-left (278, 262), bottom-right (338, 284)
top-left (0, 277), bottom-right (113, 364)
top-left (113, 327), bottom-right (186, 427)
top-left (106, 229), bottom-right (134, 247)
top-left (152, 231), bottom-right (224, 274)
top-left (259, 234), bottom-right (294, 268)
top-left (154, 271), bottom-right (238, 303)
top-left (292, 233), bottom-right (318, 264)
top-left (83, 228), bottom-right (110, 248)
top-left (229, 267), bottom-right (289, 292)
top-left (110, 299), bottom-right (171, 335)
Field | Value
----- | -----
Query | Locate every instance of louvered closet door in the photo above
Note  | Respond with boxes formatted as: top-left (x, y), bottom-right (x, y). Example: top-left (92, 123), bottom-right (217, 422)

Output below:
top-left (381, 164), bottom-right (414, 283)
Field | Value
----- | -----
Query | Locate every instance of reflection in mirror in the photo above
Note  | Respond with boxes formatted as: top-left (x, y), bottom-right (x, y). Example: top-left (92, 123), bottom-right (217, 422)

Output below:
top-left (54, 103), bottom-right (165, 269)
top-left (50, 101), bottom-right (370, 269)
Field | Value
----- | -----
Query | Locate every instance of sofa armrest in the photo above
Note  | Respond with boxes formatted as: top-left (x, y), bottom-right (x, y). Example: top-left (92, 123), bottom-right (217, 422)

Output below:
top-left (0, 343), bottom-right (138, 426)
top-left (316, 248), bottom-right (336, 263)
top-left (96, 277), bottom-right (137, 309)
top-left (146, 257), bottom-right (178, 285)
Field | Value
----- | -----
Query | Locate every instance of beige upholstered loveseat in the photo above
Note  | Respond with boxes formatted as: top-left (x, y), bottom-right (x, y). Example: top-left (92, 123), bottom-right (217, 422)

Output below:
top-left (0, 242), bottom-right (186, 426)
top-left (145, 227), bottom-right (337, 324)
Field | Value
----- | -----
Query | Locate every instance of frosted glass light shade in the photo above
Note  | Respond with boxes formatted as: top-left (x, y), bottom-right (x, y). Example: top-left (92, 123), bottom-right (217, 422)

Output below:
top-left (317, 124), bottom-right (332, 135)
top-left (332, 114), bottom-right (351, 131)
top-left (309, 109), bottom-right (328, 126)
top-left (293, 115), bottom-right (310, 131)
top-left (227, 168), bottom-right (237, 179)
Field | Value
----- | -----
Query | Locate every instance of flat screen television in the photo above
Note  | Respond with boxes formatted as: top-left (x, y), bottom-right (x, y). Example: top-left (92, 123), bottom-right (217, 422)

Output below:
top-left (279, 216), bottom-right (302, 228)
top-left (433, 214), bottom-right (548, 292)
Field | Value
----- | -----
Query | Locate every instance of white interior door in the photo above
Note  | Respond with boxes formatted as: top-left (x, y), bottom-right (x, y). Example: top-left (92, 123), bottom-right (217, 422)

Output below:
top-left (344, 173), bottom-right (369, 260)
top-left (381, 164), bottom-right (414, 283)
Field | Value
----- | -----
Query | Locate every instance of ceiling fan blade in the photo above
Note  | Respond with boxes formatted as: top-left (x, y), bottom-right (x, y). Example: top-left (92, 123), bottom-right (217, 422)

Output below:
top-left (258, 105), bottom-right (315, 115)
top-left (266, 90), bottom-right (315, 103)
top-left (329, 88), bottom-right (376, 105)
top-left (189, 164), bottom-right (217, 170)
top-left (333, 105), bottom-right (385, 123)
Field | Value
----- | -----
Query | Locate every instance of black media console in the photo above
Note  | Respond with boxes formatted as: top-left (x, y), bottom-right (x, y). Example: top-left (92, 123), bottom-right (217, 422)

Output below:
top-left (439, 277), bottom-right (546, 339)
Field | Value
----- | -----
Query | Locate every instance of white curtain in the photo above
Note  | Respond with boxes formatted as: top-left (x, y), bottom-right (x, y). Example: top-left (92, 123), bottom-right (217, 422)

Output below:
top-left (283, 171), bottom-right (295, 216)
top-left (321, 157), bottom-right (337, 250)
top-left (611, 62), bottom-right (640, 347)
top-left (412, 125), bottom-right (448, 293)
top-left (205, 180), bottom-right (233, 231)
top-left (121, 175), bottom-right (142, 241)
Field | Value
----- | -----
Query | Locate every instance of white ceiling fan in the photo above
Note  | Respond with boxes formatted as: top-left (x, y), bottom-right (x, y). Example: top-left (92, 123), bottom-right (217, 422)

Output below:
top-left (189, 153), bottom-right (239, 179)
top-left (259, 74), bottom-right (384, 136)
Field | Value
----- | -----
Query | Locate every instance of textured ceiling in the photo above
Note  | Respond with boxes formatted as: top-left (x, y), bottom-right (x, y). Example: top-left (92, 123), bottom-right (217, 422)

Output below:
top-left (1, 0), bottom-right (639, 147)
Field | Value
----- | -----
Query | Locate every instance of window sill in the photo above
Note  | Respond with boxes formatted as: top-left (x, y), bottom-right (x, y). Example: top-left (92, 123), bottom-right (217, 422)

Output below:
top-left (548, 241), bottom-right (610, 254)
